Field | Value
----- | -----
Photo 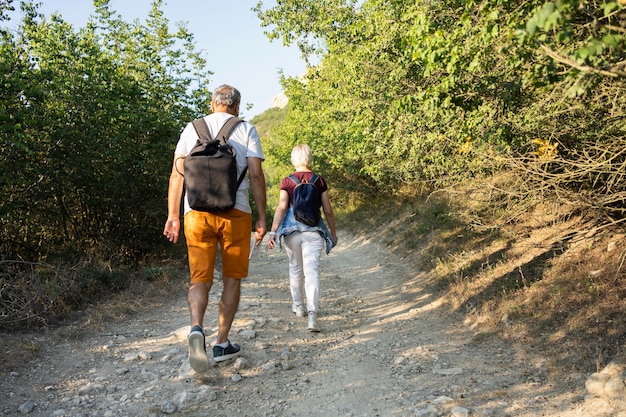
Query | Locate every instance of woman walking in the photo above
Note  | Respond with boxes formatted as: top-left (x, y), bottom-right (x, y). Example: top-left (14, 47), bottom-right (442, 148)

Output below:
top-left (267, 144), bottom-right (338, 331)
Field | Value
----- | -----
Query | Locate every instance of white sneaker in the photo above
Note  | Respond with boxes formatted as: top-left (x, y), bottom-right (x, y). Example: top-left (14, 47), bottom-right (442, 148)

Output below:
top-left (307, 313), bottom-right (320, 332)
top-left (292, 304), bottom-right (306, 317)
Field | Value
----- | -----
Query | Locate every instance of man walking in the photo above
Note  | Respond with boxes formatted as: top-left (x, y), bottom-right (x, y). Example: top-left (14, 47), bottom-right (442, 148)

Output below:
top-left (163, 85), bottom-right (267, 372)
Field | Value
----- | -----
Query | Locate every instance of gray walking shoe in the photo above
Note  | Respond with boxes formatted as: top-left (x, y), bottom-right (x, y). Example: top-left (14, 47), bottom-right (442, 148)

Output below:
top-left (292, 304), bottom-right (307, 317)
top-left (307, 313), bottom-right (320, 332)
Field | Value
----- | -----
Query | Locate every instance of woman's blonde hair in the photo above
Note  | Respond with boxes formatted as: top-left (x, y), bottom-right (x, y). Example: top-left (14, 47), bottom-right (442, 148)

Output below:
top-left (291, 144), bottom-right (312, 168)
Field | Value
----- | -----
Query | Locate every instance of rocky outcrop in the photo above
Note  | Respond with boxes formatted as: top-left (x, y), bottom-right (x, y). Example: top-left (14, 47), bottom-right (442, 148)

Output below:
top-left (586, 361), bottom-right (626, 412)
top-left (270, 91), bottom-right (288, 109)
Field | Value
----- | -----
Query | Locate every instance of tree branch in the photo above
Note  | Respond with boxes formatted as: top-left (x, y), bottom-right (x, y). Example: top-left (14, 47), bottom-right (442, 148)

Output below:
top-left (604, 24), bottom-right (626, 35)
top-left (540, 44), bottom-right (626, 78)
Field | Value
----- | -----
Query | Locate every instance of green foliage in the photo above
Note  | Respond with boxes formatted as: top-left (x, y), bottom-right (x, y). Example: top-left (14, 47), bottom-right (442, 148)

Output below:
top-left (257, 0), bottom-right (626, 219)
top-left (252, 106), bottom-right (287, 137)
top-left (251, 106), bottom-right (290, 212)
top-left (0, 0), bottom-right (13, 23)
top-left (0, 0), bottom-right (212, 262)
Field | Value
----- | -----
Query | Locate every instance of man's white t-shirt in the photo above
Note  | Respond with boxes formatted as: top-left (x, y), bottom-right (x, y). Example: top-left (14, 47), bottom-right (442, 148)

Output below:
top-left (175, 112), bottom-right (264, 215)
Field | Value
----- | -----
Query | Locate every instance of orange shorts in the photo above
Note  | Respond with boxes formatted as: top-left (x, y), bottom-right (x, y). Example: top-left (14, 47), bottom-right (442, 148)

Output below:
top-left (183, 209), bottom-right (252, 283)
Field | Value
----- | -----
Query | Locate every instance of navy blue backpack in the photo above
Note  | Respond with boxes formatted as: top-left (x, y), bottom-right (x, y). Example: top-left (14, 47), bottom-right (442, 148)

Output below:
top-left (287, 174), bottom-right (321, 226)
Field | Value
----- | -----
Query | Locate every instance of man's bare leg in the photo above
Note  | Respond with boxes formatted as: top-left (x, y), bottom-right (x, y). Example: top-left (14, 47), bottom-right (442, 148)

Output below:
top-left (188, 282), bottom-right (212, 327)
top-left (216, 276), bottom-right (241, 344)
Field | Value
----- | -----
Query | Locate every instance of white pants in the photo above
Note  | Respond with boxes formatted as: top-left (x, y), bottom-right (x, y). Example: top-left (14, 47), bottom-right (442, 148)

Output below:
top-left (284, 231), bottom-right (324, 314)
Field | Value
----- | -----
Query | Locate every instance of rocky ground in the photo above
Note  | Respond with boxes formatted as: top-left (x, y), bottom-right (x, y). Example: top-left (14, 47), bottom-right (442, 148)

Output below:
top-left (2, 231), bottom-right (625, 417)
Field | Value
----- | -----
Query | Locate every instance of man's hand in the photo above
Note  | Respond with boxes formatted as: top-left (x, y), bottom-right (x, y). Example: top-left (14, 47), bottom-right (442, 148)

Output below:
top-left (163, 218), bottom-right (180, 243)
top-left (253, 222), bottom-right (266, 246)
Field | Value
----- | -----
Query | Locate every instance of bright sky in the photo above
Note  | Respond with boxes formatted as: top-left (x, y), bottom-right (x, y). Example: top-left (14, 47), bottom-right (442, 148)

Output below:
top-left (31, 0), bottom-right (305, 118)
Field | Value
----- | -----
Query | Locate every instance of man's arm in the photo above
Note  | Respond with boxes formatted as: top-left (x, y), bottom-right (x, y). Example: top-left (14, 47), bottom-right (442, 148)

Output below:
top-left (163, 155), bottom-right (185, 243)
top-left (247, 156), bottom-right (267, 244)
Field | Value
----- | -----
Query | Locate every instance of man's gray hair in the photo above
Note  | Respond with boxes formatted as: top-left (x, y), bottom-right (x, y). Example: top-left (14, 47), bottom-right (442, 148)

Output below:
top-left (212, 84), bottom-right (241, 108)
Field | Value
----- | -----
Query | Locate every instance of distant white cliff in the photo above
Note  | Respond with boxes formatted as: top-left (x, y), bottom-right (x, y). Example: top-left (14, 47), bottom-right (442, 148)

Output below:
top-left (270, 91), bottom-right (288, 109)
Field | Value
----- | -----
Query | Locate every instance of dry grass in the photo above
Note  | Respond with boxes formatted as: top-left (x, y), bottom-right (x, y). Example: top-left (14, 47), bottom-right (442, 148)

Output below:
top-left (0, 259), bottom-right (188, 370)
top-left (343, 180), bottom-right (626, 376)
top-left (77, 262), bottom-right (189, 332)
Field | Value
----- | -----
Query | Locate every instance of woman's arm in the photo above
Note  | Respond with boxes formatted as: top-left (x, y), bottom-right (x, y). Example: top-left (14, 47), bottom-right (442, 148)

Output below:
top-left (321, 191), bottom-right (338, 245)
top-left (267, 189), bottom-right (290, 249)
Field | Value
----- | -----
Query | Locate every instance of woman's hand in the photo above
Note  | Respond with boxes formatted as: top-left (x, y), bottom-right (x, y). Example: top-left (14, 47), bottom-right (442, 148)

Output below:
top-left (267, 232), bottom-right (277, 249)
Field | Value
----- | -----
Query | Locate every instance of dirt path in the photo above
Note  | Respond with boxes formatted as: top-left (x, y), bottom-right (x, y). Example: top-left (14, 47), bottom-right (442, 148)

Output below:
top-left (2, 231), bottom-right (621, 416)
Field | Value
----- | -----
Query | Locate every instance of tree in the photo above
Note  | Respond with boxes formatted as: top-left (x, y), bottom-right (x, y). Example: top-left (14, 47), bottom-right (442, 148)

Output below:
top-left (257, 0), bottom-right (626, 221)
top-left (0, 0), bottom-right (213, 262)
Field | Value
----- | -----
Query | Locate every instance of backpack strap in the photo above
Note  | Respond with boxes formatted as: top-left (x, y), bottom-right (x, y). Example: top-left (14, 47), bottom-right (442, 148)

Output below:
top-left (215, 116), bottom-right (243, 145)
top-left (288, 173), bottom-right (319, 185)
top-left (191, 116), bottom-right (243, 144)
top-left (191, 116), bottom-right (248, 188)
top-left (286, 175), bottom-right (299, 207)
top-left (215, 117), bottom-right (247, 186)
top-left (191, 118), bottom-right (214, 144)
